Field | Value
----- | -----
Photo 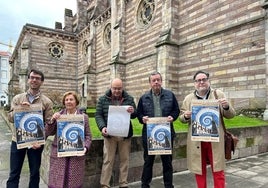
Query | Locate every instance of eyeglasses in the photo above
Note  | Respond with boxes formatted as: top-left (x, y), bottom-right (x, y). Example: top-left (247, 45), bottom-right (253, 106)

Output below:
top-left (194, 78), bottom-right (208, 83)
top-left (29, 76), bottom-right (42, 81)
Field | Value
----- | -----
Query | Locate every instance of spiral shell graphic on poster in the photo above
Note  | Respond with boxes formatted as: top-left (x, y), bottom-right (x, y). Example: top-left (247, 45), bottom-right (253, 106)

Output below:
top-left (19, 113), bottom-right (43, 133)
top-left (150, 124), bottom-right (170, 143)
top-left (61, 123), bottom-right (84, 143)
top-left (195, 107), bottom-right (219, 129)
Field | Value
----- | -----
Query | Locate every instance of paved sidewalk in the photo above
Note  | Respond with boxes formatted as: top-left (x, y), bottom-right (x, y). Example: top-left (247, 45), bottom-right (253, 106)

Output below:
top-left (115, 152), bottom-right (268, 188)
top-left (1, 111), bottom-right (268, 188)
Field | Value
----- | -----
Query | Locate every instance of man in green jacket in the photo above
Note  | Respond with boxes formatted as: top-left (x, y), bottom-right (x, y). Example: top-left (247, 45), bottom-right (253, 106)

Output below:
top-left (95, 78), bottom-right (137, 188)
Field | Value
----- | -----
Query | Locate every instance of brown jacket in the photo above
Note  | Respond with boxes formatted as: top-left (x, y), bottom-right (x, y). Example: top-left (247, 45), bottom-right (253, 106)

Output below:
top-left (8, 91), bottom-right (53, 142)
top-left (179, 88), bottom-right (235, 175)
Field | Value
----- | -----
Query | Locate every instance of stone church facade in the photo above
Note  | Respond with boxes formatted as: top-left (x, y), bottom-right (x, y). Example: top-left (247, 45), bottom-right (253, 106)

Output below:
top-left (8, 0), bottom-right (268, 117)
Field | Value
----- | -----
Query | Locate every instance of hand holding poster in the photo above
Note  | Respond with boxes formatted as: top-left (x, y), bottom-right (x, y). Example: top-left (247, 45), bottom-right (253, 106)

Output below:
top-left (146, 117), bottom-right (172, 155)
top-left (107, 105), bottom-right (130, 137)
top-left (13, 103), bottom-right (44, 149)
top-left (191, 99), bottom-right (220, 142)
top-left (57, 114), bottom-right (85, 157)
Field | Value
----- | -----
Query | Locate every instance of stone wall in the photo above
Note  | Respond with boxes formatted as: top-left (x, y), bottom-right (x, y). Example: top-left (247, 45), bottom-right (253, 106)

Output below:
top-left (41, 125), bottom-right (268, 188)
top-left (88, 0), bottom-right (267, 111)
top-left (8, 0), bottom-right (268, 112)
top-left (175, 0), bottom-right (266, 110)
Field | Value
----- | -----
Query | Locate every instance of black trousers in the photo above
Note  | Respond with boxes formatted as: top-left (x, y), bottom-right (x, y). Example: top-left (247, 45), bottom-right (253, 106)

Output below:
top-left (6, 141), bottom-right (44, 188)
top-left (141, 135), bottom-right (174, 188)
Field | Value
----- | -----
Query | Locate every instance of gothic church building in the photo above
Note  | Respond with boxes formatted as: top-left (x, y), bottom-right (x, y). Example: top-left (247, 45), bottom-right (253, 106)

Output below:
top-left (9, 0), bottom-right (268, 117)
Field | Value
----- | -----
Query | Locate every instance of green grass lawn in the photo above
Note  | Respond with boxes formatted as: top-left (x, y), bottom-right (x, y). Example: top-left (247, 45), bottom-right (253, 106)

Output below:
top-left (89, 115), bottom-right (268, 139)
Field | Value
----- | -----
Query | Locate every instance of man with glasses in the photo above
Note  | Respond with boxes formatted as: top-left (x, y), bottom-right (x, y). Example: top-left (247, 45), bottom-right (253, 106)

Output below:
top-left (179, 70), bottom-right (235, 188)
top-left (7, 69), bottom-right (53, 188)
top-left (95, 78), bottom-right (137, 188)
top-left (137, 72), bottom-right (180, 188)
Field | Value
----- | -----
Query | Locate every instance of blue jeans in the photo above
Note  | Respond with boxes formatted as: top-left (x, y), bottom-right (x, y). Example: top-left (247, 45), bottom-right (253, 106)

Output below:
top-left (141, 135), bottom-right (174, 188)
top-left (6, 141), bottom-right (44, 188)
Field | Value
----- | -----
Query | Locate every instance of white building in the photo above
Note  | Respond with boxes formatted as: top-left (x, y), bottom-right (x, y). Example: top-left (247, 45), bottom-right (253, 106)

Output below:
top-left (0, 51), bottom-right (10, 106)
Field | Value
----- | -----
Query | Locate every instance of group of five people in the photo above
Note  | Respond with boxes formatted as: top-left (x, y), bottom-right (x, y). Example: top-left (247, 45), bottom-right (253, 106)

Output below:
top-left (6, 69), bottom-right (235, 188)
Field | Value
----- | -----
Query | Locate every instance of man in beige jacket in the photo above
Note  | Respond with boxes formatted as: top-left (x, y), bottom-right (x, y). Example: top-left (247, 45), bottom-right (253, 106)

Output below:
top-left (179, 70), bottom-right (235, 188)
top-left (7, 69), bottom-right (53, 188)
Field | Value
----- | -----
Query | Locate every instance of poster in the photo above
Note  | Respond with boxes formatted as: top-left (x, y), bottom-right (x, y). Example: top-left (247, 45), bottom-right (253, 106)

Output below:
top-left (14, 104), bottom-right (44, 149)
top-left (57, 114), bottom-right (85, 157)
top-left (146, 117), bottom-right (172, 155)
top-left (107, 105), bottom-right (130, 137)
top-left (191, 99), bottom-right (220, 142)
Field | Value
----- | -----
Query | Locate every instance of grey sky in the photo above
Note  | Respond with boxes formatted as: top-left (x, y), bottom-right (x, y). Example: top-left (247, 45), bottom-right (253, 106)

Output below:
top-left (0, 0), bottom-right (76, 51)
